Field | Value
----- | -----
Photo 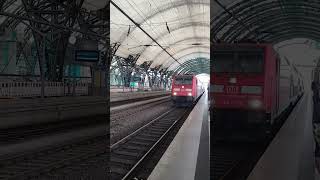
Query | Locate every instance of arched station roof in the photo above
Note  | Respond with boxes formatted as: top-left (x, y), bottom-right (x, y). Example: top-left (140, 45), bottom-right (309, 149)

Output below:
top-left (212, 0), bottom-right (320, 44)
top-left (110, 0), bottom-right (210, 72)
top-left (172, 57), bottom-right (209, 75)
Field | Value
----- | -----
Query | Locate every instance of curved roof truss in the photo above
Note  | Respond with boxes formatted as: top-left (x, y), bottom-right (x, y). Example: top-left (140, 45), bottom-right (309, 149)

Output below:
top-left (172, 57), bottom-right (209, 75)
top-left (212, 0), bottom-right (320, 44)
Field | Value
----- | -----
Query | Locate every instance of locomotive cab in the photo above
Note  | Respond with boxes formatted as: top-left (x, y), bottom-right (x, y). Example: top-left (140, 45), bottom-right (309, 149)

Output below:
top-left (171, 74), bottom-right (202, 106)
top-left (211, 45), bottom-right (267, 119)
top-left (172, 75), bottom-right (195, 104)
top-left (210, 43), bottom-right (302, 139)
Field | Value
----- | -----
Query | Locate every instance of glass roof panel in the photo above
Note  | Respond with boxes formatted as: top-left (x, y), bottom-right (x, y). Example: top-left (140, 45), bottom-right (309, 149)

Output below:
top-left (167, 52), bottom-right (210, 71)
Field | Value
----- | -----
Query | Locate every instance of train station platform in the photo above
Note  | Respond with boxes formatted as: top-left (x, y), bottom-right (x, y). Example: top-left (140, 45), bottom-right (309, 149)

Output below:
top-left (0, 96), bottom-right (107, 129)
top-left (110, 90), bottom-right (170, 103)
top-left (248, 92), bottom-right (315, 180)
top-left (148, 91), bottom-right (209, 180)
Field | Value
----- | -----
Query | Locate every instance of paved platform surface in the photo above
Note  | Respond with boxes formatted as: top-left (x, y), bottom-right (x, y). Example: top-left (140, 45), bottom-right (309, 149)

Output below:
top-left (248, 93), bottom-right (314, 180)
top-left (148, 92), bottom-right (209, 180)
top-left (0, 96), bottom-right (107, 129)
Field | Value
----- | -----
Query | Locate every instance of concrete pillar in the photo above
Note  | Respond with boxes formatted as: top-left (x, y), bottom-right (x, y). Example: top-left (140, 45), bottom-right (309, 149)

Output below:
top-left (92, 68), bottom-right (106, 96)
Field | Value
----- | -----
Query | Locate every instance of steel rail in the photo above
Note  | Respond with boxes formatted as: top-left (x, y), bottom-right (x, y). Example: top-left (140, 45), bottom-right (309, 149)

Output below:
top-left (111, 108), bottom-right (175, 148)
top-left (120, 109), bottom-right (186, 180)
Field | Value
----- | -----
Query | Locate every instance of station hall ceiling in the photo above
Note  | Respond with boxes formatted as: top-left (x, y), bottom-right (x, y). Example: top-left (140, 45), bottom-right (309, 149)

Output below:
top-left (110, 0), bottom-right (210, 73)
top-left (2, 1), bottom-right (320, 75)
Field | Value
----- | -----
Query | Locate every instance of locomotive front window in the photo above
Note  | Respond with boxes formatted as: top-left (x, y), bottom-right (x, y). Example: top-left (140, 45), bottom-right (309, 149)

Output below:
top-left (212, 52), bottom-right (234, 73)
top-left (237, 52), bottom-right (264, 73)
top-left (175, 76), bottom-right (193, 85)
top-left (212, 50), bottom-right (264, 73)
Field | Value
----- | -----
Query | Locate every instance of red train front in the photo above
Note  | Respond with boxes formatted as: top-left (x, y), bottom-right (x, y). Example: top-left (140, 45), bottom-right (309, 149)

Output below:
top-left (210, 43), bottom-right (303, 139)
top-left (171, 74), bottom-right (203, 106)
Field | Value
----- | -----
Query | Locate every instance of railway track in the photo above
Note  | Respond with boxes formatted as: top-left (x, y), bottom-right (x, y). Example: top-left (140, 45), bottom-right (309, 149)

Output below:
top-left (0, 116), bottom-right (105, 145)
top-left (210, 142), bottom-right (265, 180)
top-left (111, 96), bottom-right (170, 115)
top-left (211, 95), bottom-right (304, 180)
top-left (0, 135), bottom-right (107, 180)
top-left (1, 96), bottom-right (168, 145)
top-left (110, 97), bottom-right (172, 144)
top-left (0, 133), bottom-right (107, 180)
top-left (110, 94), bottom-right (202, 180)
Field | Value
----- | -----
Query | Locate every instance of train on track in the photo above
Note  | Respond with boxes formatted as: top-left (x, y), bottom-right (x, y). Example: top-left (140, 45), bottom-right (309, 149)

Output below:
top-left (171, 74), bottom-right (204, 106)
top-left (210, 43), bottom-right (304, 139)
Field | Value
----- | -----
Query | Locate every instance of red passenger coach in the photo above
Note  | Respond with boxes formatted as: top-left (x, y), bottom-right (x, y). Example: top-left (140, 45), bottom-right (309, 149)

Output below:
top-left (210, 43), bottom-right (304, 138)
top-left (171, 74), bottom-right (203, 106)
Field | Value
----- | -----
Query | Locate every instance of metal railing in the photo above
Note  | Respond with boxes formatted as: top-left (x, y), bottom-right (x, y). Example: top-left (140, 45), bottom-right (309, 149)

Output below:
top-left (0, 81), bottom-right (89, 98)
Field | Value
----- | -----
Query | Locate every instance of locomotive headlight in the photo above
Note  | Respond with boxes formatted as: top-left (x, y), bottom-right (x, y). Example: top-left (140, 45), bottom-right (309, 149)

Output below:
top-left (187, 92), bottom-right (192, 96)
top-left (173, 92), bottom-right (177, 96)
top-left (229, 77), bottom-right (237, 84)
top-left (248, 99), bottom-right (262, 109)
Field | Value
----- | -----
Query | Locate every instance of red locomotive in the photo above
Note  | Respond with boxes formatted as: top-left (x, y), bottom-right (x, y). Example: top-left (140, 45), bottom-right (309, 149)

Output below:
top-left (171, 74), bottom-right (204, 106)
top-left (210, 43), bottom-right (304, 138)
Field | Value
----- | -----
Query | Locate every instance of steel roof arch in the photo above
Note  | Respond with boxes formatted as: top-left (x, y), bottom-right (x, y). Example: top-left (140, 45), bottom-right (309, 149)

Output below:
top-left (212, 0), bottom-right (320, 43)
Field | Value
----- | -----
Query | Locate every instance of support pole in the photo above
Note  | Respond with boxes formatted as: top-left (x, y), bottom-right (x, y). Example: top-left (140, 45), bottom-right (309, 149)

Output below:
top-left (40, 37), bottom-right (46, 98)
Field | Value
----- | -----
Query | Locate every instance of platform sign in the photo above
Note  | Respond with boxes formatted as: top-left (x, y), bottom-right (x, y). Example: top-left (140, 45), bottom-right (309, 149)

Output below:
top-left (133, 76), bottom-right (141, 82)
top-left (75, 50), bottom-right (100, 62)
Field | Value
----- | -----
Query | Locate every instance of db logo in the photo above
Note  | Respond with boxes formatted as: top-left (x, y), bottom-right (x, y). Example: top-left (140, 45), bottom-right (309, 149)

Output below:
top-left (226, 86), bottom-right (238, 94)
